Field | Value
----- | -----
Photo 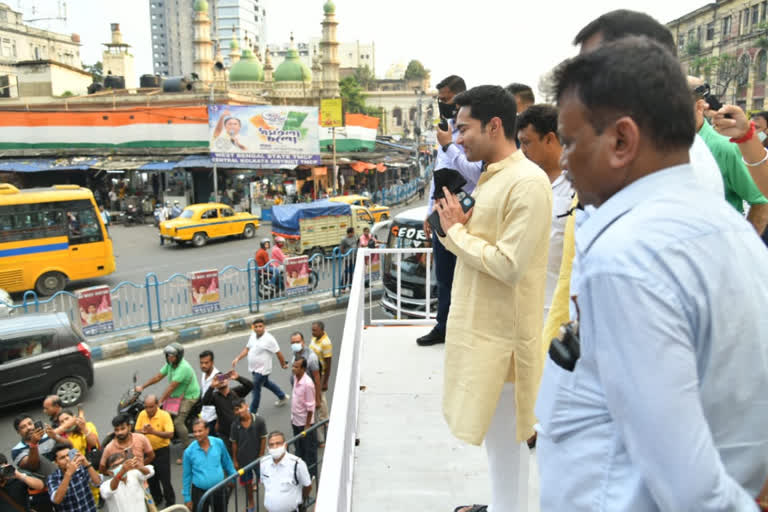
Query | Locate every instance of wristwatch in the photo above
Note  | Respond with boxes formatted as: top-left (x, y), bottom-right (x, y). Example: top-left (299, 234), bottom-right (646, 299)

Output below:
top-left (441, 143), bottom-right (451, 153)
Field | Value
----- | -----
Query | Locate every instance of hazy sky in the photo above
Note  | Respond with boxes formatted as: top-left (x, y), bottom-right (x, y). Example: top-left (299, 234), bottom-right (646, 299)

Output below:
top-left (22, 0), bottom-right (706, 95)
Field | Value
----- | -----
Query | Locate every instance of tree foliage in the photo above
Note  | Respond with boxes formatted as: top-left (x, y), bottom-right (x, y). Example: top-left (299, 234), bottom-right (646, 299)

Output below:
top-left (353, 65), bottom-right (376, 91)
top-left (404, 59), bottom-right (429, 80)
top-left (83, 61), bottom-right (104, 83)
top-left (340, 76), bottom-right (366, 113)
top-left (690, 54), bottom-right (741, 99)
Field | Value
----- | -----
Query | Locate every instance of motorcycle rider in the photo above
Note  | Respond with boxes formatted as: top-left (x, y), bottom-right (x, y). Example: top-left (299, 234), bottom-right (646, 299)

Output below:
top-left (136, 343), bottom-right (201, 464)
top-left (255, 239), bottom-right (271, 268)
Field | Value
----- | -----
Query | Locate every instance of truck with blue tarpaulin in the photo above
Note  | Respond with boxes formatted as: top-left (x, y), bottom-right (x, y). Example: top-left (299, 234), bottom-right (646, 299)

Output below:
top-left (271, 200), bottom-right (375, 255)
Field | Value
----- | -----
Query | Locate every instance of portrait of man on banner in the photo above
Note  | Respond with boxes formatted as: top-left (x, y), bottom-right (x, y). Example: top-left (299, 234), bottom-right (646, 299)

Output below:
top-left (190, 270), bottom-right (221, 314)
top-left (76, 285), bottom-right (114, 336)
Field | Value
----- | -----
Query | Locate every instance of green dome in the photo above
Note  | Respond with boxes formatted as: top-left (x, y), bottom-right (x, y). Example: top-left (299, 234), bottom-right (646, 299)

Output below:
top-left (229, 37), bottom-right (239, 50)
top-left (323, 1), bottom-right (335, 14)
top-left (193, 0), bottom-right (208, 13)
top-left (274, 47), bottom-right (312, 82)
top-left (229, 49), bottom-right (264, 81)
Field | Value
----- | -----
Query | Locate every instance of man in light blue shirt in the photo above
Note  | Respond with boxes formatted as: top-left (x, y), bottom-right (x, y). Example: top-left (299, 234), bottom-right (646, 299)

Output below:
top-left (417, 74), bottom-right (483, 347)
top-left (536, 37), bottom-right (768, 512)
top-left (182, 418), bottom-right (236, 512)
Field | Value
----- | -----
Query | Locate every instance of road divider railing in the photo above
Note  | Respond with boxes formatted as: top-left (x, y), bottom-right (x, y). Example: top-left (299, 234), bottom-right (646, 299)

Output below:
top-left (4, 248), bottom-right (372, 337)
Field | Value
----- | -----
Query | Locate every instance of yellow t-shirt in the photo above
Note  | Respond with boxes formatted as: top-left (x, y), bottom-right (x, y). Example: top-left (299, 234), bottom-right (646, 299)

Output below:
top-left (310, 333), bottom-right (333, 373)
top-left (135, 409), bottom-right (174, 451)
top-left (65, 422), bottom-right (99, 503)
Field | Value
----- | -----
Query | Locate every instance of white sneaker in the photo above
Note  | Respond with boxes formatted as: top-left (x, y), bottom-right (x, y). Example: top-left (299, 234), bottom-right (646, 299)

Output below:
top-left (275, 395), bottom-right (290, 407)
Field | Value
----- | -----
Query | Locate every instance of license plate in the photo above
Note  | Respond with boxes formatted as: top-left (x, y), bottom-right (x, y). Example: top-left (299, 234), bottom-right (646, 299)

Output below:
top-left (400, 288), bottom-right (414, 298)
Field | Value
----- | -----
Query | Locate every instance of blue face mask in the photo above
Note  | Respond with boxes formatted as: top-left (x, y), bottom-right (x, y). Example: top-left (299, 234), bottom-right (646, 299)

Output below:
top-left (110, 464), bottom-right (123, 477)
top-left (291, 343), bottom-right (302, 353)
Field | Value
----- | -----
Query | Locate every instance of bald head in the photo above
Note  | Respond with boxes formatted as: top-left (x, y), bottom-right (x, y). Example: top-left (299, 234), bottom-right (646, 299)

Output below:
top-left (43, 395), bottom-right (62, 419)
top-left (144, 394), bottom-right (159, 417)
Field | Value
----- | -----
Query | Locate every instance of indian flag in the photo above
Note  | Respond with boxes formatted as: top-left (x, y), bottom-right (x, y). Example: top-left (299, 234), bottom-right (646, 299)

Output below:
top-left (0, 106), bottom-right (209, 150)
top-left (319, 113), bottom-right (379, 152)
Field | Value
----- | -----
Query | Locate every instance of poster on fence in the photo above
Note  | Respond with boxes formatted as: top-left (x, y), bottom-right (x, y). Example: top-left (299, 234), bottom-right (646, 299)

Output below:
top-left (190, 270), bottom-right (221, 315)
top-left (208, 105), bottom-right (321, 166)
top-left (366, 255), bottom-right (381, 281)
top-left (76, 285), bottom-right (114, 336)
top-left (284, 256), bottom-right (310, 296)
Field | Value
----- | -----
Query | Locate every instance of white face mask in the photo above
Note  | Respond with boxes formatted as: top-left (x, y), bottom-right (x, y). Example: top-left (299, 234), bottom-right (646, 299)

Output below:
top-left (759, 131), bottom-right (767, 142)
top-left (268, 445), bottom-right (286, 460)
top-left (291, 343), bottom-right (302, 353)
top-left (110, 464), bottom-right (123, 477)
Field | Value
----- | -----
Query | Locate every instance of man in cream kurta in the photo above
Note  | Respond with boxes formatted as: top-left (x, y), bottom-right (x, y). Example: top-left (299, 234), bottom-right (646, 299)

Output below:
top-left (436, 85), bottom-right (551, 512)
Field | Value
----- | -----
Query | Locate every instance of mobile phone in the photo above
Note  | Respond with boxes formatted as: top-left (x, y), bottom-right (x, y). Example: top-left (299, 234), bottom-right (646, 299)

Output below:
top-left (0, 465), bottom-right (15, 478)
top-left (68, 449), bottom-right (78, 461)
top-left (438, 118), bottom-right (449, 131)
top-left (123, 449), bottom-right (133, 460)
top-left (427, 190), bottom-right (475, 238)
top-left (33, 420), bottom-right (44, 430)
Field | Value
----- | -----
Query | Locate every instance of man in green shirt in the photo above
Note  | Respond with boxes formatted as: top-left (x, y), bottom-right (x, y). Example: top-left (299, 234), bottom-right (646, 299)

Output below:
top-left (137, 343), bottom-right (200, 462)
top-left (690, 77), bottom-right (768, 234)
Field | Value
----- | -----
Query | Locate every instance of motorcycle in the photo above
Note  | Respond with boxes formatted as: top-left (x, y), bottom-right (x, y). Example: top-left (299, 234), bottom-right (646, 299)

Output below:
top-left (108, 372), bottom-right (200, 445)
top-left (124, 203), bottom-right (142, 226)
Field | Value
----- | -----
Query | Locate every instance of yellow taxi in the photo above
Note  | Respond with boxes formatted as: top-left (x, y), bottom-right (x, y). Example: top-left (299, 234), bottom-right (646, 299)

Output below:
top-left (330, 194), bottom-right (391, 222)
top-left (159, 203), bottom-right (259, 247)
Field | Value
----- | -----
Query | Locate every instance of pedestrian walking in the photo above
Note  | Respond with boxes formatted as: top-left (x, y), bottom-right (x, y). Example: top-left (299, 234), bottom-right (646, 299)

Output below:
top-left (260, 432), bottom-right (312, 512)
top-left (289, 332), bottom-right (321, 391)
top-left (99, 205), bottom-right (110, 234)
top-left (290, 357), bottom-right (317, 479)
top-left (182, 419), bottom-right (236, 512)
top-left (230, 398), bottom-right (267, 512)
top-left (232, 319), bottom-right (289, 414)
top-left (134, 395), bottom-right (175, 508)
top-left (537, 36), bottom-right (768, 511)
top-left (136, 343), bottom-right (201, 463)
top-left (436, 85), bottom-right (552, 512)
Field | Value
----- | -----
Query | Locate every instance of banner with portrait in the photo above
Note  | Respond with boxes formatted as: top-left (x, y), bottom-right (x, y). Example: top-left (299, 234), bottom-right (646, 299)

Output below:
top-left (284, 256), bottom-right (310, 297)
top-left (76, 285), bottom-right (114, 336)
top-left (208, 105), bottom-right (321, 166)
top-left (190, 270), bottom-right (221, 315)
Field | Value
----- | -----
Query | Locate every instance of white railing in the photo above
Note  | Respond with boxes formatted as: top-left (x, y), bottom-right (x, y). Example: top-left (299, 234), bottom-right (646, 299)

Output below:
top-left (315, 247), bottom-right (435, 511)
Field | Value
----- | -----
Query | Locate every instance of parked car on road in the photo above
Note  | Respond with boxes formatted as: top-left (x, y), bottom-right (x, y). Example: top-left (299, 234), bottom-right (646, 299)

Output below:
top-left (0, 312), bottom-right (94, 407)
top-left (159, 202), bottom-right (259, 247)
top-left (329, 194), bottom-right (391, 222)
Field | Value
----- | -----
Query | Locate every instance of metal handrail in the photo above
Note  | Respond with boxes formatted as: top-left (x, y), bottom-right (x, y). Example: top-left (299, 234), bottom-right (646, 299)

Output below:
top-left (195, 419), bottom-right (329, 512)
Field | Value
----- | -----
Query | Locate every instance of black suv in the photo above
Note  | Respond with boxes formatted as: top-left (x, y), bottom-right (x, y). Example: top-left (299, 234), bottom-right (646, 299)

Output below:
top-left (0, 312), bottom-right (94, 407)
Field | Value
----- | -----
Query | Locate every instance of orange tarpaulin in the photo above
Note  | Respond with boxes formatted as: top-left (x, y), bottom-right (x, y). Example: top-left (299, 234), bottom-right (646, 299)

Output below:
top-left (375, 163), bottom-right (387, 173)
top-left (351, 161), bottom-right (376, 173)
top-left (312, 166), bottom-right (327, 176)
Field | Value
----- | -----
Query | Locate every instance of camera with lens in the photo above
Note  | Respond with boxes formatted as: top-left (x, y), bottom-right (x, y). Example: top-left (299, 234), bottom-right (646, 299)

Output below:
top-left (33, 420), bottom-right (44, 431)
top-left (549, 321), bottom-right (581, 372)
top-left (0, 464), bottom-right (15, 479)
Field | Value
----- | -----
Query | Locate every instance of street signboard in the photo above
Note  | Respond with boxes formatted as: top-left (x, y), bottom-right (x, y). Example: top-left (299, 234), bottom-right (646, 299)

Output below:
top-left (320, 98), bottom-right (343, 128)
top-left (208, 105), bottom-right (321, 166)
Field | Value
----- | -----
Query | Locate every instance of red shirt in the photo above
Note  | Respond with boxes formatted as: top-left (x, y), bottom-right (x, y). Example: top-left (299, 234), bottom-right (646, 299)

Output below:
top-left (255, 249), bottom-right (270, 268)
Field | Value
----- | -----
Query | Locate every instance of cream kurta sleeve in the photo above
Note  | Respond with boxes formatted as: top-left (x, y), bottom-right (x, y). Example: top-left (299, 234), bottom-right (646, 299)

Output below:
top-left (442, 177), bottom-right (553, 288)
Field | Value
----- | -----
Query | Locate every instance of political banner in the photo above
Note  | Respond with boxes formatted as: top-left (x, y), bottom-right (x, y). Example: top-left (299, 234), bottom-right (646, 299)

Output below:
top-left (320, 98), bottom-right (343, 128)
top-left (367, 255), bottom-right (381, 281)
top-left (284, 256), bottom-right (310, 297)
top-left (190, 270), bottom-right (221, 315)
top-left (76, 285), bottom-right (114, 336)
top-left (208, 105), bottom-right (321, 166)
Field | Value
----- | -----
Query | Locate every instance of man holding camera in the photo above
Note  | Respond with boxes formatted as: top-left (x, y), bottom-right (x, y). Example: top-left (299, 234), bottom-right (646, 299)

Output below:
top-left (47, 444), bottom-right (100, 512)
top-left (201, 369), bottom-right (254, 446)
top-left (436, 85), bottom-right (552, 512)
top-left (0, 453), bottom-right (45, 512)
top-left (418, 74), bottom-right (483, 347)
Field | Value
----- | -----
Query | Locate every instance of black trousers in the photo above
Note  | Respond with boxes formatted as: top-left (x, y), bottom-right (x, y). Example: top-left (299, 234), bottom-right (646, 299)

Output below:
top-left (191, 484), bottom-right (228, 512)
top-left (148, 445), bottom-right (175, 506)
top-left (292, 423), bottom-right (317, 479)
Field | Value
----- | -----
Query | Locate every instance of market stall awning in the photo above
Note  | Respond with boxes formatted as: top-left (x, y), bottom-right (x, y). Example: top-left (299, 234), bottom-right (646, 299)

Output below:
top-left (376, 163), bottom-right (387, 173)
top-left (312, 166), bottom-right (327, 176)
top-left (140, 161), bottom-right (179, 171)
top-left (350, 161), bottom-right (376, 173)
top-left (0, 158), bottom-right (100, 173)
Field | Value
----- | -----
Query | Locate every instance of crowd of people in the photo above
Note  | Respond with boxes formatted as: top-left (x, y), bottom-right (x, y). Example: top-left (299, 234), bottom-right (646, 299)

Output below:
top-left (0, 317), bottom-right (334, 512)
top-left (421, 8), bottom-right (768, 512)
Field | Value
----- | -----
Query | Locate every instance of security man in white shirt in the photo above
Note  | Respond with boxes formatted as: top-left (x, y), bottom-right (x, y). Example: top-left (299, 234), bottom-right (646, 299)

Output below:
top-left (260, 431), bottom-right (312, 512)
top-left (198, 350), bottom-right (219, 434)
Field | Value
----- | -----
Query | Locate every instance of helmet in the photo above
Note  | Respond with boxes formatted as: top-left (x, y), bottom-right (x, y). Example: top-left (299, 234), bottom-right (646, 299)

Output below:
top-left (173, 200), bottom-right (180, 205)
top-left (260, 238), bottom-right (271, 249)
top-left (165, 201), bottom-right (170, 206)
top-left (163, 342), bottom-right (184, 365)
top-left (274, 236), bottom-right (285, 244)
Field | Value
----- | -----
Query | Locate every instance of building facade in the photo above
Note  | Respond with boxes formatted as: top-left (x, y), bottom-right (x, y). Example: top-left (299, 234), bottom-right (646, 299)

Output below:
top-left (0, 2), bottom-right (82, 97)
top-left (668, 0), bottom-right (768, 112)
top-left (150, 0), bottom-right (266, 76)
top-left (102, 24), bottom-right (136, 89)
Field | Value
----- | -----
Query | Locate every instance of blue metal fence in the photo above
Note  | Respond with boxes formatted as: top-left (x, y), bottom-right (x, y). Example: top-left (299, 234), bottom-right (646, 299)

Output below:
top-left (5, 179), bottom-right (422, 337)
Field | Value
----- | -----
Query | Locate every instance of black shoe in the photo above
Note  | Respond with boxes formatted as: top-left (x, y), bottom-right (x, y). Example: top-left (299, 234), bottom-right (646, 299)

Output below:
top-left (417, 328), bottom-right (445, 346)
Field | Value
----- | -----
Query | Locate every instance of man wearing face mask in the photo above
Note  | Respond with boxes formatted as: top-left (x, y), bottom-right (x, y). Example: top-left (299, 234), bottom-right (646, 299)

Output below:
top-left (418, 75), bottom-right (484, 347)
top-left (260, 431), bottom-right (312, 512)
top-left (289, 332), bottom-right (320, 392)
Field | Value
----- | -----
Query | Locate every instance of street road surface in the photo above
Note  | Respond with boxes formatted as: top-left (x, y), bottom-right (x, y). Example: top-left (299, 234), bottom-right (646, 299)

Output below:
top-left (0, 310), bottom-right (348, 510)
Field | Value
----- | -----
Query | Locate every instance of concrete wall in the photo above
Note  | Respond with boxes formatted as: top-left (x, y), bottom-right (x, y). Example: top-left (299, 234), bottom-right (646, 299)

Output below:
top-left (103, 52), bottom-right (137, 90)
top-left (16, 62), bottom-right (91, 97)
top-left (364, 91), bottom-right (437, 136)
